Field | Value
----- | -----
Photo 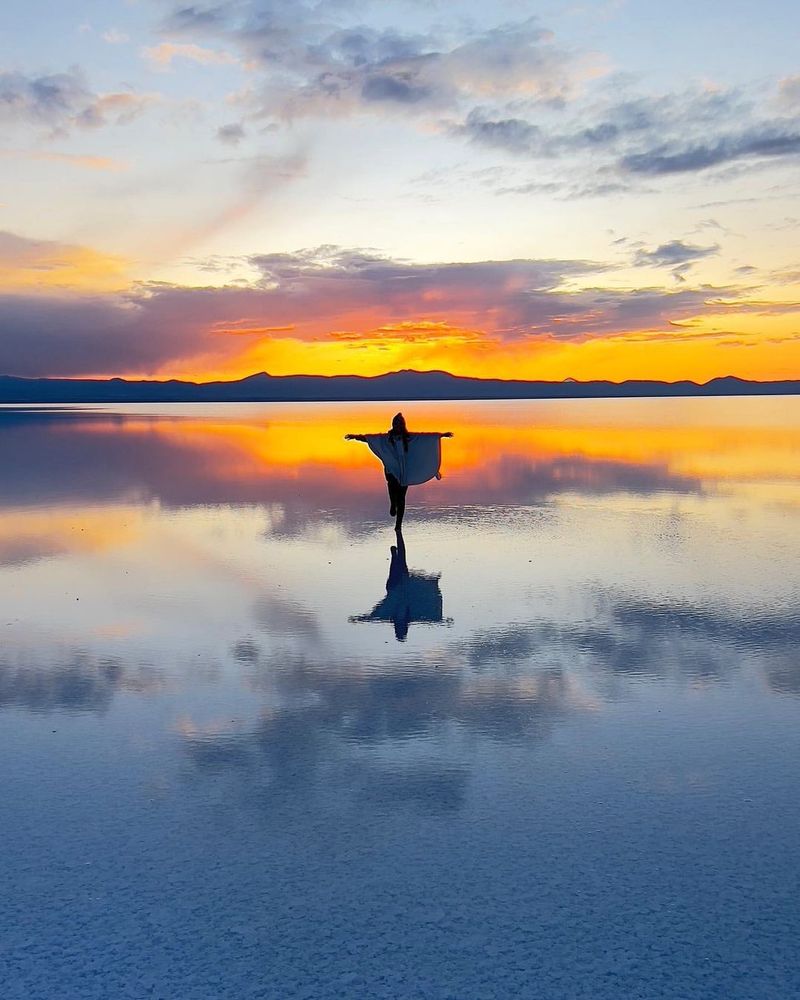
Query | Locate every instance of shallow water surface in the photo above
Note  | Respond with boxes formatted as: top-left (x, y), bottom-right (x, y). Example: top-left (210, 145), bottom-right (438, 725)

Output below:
top-left (1, 398), bottom-right (799, 998)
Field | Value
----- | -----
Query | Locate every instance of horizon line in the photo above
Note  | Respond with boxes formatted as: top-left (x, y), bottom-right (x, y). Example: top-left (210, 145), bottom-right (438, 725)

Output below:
top-left (1, 369), bottom-right (798, 386)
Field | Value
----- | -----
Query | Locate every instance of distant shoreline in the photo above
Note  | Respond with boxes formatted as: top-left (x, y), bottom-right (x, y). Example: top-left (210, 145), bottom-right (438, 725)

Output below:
top-left (0, 369), bottom-right (798, 404)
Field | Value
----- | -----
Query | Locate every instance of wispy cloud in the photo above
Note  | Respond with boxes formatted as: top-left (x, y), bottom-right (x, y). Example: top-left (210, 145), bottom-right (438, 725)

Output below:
top-left (102, 28), bottom-right (130, 44)
top-left (457, 85), bottom-right (800, 181)
top-left (620, 124), bottom-right (800, 175)
top-left (142, 42), bottom-right (241, 71)
top-left (0, 149), bottom-right (128, 172)
top-left (632, 240), bottom-right (719, 281)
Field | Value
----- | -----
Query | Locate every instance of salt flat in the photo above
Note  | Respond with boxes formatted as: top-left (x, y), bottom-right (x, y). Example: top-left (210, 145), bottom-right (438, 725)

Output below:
top-left (1, 398), bottom-right (799, 999)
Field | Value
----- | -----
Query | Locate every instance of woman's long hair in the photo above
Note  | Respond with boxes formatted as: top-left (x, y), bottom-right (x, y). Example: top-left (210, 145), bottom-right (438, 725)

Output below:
top-left (390, 412), bottom-right (410, 452)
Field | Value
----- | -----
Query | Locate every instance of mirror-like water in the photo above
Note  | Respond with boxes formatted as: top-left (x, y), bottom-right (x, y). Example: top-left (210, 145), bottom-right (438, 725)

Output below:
top-left (2, 398), bottom-right (799, 999)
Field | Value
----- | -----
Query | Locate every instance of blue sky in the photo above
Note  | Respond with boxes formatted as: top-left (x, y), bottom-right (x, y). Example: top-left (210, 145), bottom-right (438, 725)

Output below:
top-left (0, 0), bottom-right (798, 380)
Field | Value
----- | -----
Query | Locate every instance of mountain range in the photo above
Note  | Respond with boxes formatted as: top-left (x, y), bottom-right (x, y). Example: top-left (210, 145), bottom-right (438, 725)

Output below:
top-left (0, 370), bottom-right (798, 403)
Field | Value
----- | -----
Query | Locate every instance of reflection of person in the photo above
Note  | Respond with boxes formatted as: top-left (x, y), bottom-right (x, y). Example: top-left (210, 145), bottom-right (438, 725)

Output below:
top-left (349, 530), bottom-right (451, 642)
top-left (345, 413), bottom-right (453, 531)
top-left (386, 534), bottom-right (411, 641)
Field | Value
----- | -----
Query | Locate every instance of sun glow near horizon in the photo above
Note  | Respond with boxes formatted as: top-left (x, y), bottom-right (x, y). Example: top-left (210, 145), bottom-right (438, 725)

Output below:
top-left (0, 0), bottom-right (799, 383)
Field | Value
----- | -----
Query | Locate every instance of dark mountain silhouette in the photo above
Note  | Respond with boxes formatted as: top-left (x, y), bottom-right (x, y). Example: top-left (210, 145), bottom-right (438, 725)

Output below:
top-left (0, 370), bottom-right (797, 403)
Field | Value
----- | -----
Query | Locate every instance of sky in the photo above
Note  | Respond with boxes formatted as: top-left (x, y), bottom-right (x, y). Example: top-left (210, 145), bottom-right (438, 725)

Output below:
top-left (1, 0), bottom-right (799, 382)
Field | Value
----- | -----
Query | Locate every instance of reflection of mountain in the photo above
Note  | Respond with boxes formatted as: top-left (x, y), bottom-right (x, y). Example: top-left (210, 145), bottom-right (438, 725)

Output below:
top-left (349, 535), bottom-right (451, 640)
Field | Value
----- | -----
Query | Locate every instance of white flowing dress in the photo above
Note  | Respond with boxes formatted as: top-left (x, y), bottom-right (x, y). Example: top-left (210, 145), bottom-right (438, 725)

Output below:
top-left (363, 433), bottom-right (444, 487)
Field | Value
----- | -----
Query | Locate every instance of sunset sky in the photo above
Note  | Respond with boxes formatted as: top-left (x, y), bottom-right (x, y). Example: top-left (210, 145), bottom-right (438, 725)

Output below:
top-left (2, 0), bottom-right (799, 382)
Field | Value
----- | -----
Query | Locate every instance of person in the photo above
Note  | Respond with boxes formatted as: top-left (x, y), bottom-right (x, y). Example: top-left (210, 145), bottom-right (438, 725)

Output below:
top-left (345, 413), bottom-right (453, 531)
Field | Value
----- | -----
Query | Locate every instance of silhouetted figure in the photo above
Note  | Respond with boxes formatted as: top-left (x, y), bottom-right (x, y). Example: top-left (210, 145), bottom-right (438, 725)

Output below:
top-left (349, 531), bottom-right (451, 641)
top-left (345, 413), bottom-right (453, 530)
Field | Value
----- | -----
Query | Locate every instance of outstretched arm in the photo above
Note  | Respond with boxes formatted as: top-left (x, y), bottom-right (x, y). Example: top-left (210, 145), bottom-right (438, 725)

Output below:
top-left (344, 433), bottom-right (368, 441)
top-left (441, 432), bottom-right (453, 438)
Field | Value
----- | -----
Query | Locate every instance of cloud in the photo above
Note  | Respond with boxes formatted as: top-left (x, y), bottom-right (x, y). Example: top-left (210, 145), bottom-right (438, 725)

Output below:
top-left (778, 75), bottom-right (800, 110)
top-left (457, 86), bottom-right (800, 184)
top-left (150, 3), bottom-right (800, 190)
top-left (102, 28), bottom-right (130, 44)
top-left (456, 88), bottom-right (744, 158)
top-left (0, 149), bottom-right (127, 172)
top-left (142, 41), bottom-right (240, 70)
top-left (160, 4), bottom-right (231, 33)
top-left (457, 109), bottom-right (542, 154)
top-left (142, 3), bottom-right (800, 200)
top-left (0, 68), bottom-right (153, 135)
top-left (619, 124), bottom-right (800, 175)
top-left (0, 69), bottom-right (92, 126)
top-left (189, 150), bottom-right (308, 244)
top-left (0, 231), bottom-right (129, 292)
top-left (216, 122), bottom-right (246, 144)
top-left (0, 239), bottom-right (744, 377)
top-left (156, 6), bottom-right (597, 121)
top-left (633, 240), bottom-right (719, 280)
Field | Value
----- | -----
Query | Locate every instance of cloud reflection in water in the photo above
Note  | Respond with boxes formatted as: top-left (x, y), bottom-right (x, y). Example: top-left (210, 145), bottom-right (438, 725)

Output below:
top-left (1, 400), bottom-right (800, 999)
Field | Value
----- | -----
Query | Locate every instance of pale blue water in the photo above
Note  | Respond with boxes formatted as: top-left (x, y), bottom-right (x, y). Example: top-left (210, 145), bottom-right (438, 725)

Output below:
top-left (1, 399), bottom-right (799, 998)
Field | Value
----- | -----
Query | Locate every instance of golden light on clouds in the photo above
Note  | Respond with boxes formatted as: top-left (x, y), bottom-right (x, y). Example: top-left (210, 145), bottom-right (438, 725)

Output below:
top-left (0, 150), bottom-right (127, 172)
top-left (176, 311), bottom-right (800, 385)
top-left (0, 235), bottom-right (130, 293)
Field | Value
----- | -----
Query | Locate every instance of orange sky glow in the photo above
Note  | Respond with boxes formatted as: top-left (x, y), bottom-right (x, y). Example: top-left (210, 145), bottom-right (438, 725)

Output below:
top-left (3, 1), bottom-right (799, 385)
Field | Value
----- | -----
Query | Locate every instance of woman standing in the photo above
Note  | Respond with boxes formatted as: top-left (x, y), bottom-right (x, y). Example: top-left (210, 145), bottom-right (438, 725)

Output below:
top-left (345, 412), bottom-right (453, 531)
